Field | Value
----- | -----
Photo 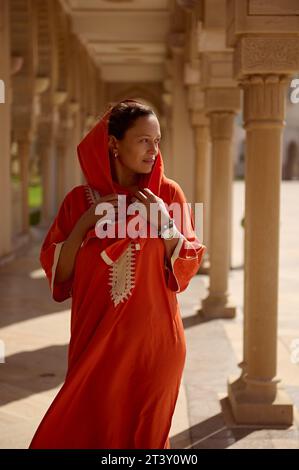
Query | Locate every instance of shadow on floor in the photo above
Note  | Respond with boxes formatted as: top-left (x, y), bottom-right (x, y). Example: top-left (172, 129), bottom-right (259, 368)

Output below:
top-left (170, 394), bottom-right (294, 450)
top-left (182, 312), bottom-right (221, 329)
top-left (0, 242), bottom-right (71, 328)
top-left (0, 345), bottom-right (68, 406)
top-left (170, 412), bottom-right (263, 449)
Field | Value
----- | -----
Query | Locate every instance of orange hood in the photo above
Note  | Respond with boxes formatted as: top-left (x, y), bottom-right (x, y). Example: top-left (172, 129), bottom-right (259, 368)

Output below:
top-left (77, 108), bottom-right (165, 196)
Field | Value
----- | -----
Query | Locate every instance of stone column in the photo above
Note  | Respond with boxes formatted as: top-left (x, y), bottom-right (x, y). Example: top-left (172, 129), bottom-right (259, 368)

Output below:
top-left (225, 0), bottom-right (299, 425)
top-left (161, 71), bottom-right (174, 178)
top-left (64, 102), bottom-right (83, 193)
top-left (191, 110), bottom-right (210, 271)
top-left (54, 94), bottom-right (68, 206)
top-left (37, 97), bottom-right (59, 227)
top-left (18, 139), bottom-right (31, 234)
top-left (11, 0), bottom-right (38, 239)
top-left (228, 75), bottom-right (293, 425)
top-left (170, 34), bottom-right (196, 202)
top-left (54, 96), bottom-right (83, 206)
top-left (199, 107), bottom-right (237, 319)
top-left (39, 143), bottom-right (56, 225)
top-left (56, 139), bottom-right (67, 206)
top-left (185, 67), bottom-right (211, 270)
top-left (0, 0), bottom-right (12, 256)
top-left (198, 51), bottom-right (241, 319)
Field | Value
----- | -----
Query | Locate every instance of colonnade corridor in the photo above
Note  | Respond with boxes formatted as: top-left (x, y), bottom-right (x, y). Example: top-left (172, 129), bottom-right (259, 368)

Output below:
top-left (1, 0), bottom-right (299, 450)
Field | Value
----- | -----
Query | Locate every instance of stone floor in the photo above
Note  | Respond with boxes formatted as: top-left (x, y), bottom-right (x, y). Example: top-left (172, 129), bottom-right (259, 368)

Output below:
top-left (0, 181), bottom-right (299, 449)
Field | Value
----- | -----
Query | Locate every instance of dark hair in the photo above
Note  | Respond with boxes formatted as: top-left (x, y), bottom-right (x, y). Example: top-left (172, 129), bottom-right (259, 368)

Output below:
top-left (107, 99), bottom-right (156, 140)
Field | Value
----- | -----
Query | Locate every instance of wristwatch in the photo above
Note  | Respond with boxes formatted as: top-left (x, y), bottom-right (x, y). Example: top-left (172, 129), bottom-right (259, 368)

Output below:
top-left (158, 218), bottom-right (176, 240)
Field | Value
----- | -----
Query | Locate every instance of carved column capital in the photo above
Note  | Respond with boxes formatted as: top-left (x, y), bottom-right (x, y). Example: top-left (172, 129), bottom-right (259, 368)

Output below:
top-left (54, 90), bottom-right (68, 106)
top-left (209, 112), bottom-right (235, 141)
top-left (11, 56), bottom-right (24, 76)
top-left (34, 77), bottom-right (50, 95)
top-left (190, 110), bottom-right (209, 128)
top-left (68, 100), bottom-right (80, 115)
top-left (241, 74), bottom-right (288, 130)
top-left (205, 87), bottom-right (241, 114)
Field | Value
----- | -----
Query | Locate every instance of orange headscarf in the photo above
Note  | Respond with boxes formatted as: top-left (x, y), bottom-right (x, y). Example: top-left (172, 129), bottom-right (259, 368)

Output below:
top-left (77, 100), bottom-right (164, 197)
top-left (77, 101), bottom-right (164, 263)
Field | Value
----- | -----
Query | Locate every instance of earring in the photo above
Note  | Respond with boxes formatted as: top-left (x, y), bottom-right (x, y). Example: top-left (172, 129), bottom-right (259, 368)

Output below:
top-left (114, 150), bottom-right (118, 159)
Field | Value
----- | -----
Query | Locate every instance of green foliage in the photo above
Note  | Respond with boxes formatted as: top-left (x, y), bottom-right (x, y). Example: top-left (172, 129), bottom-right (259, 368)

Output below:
top-left (29, 184), bottom-right (42, 208)
top-left (29, 182), bottom-right (42, 226)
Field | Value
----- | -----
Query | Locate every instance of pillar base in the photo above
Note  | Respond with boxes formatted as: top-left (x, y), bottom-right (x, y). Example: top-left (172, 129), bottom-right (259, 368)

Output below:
top-left (227, 377), bottom-right (294, 426)
top-left (198, 296), bottom-right (236, 319)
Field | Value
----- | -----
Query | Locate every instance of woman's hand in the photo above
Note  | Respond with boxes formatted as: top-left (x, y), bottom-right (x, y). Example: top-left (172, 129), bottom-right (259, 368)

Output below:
top-left (55, 193), bottom-right (119, 285)
top-left (130, 188), bottom-right (171, 232)
top-left (76, 194), bottom-right (119, 236)
top-left (131, 188), bottom-right (182, 263)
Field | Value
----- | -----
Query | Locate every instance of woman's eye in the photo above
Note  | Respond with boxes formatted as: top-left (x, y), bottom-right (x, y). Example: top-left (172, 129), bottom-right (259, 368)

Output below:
top-left (140, 138), bottom-right (160, 144)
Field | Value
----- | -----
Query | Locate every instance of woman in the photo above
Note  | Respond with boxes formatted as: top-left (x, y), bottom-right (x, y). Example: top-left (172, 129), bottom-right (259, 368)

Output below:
top-left (29, 100), bottom-right (205, 449)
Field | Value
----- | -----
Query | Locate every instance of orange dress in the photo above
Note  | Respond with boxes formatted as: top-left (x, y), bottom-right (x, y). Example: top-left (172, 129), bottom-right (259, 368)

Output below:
top-left (29, 112), bottom-right (205, 449)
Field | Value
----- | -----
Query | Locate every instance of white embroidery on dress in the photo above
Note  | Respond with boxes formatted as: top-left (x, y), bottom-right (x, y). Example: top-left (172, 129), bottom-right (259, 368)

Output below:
top-left (84, 185), bottom-right (100, 205)
top-left (84, 185), bottom-right (138, 307)
top-left (108, 241), bottom-right (136, 307)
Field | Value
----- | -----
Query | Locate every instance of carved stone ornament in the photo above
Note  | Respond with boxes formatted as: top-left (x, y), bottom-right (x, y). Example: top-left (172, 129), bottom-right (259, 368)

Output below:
top-left (234, 37), bottom-right (299, 79)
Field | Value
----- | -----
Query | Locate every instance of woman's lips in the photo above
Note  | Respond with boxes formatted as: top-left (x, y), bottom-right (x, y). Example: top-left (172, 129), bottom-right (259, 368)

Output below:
top-left (143, 158), bottom-right (155, 164)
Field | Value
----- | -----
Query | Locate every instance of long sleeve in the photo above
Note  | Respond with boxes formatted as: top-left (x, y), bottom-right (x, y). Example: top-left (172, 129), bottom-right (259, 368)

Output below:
top-left (165, 182), bottom-right (206, 293)
top-left (40, 186), bottom-right (86, 302)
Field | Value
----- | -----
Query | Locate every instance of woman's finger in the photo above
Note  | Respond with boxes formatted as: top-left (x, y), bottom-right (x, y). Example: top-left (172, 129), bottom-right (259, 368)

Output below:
top-left (133, 190), bottom-right (148, 201)
top-left (142, 188), bottom-right (155, 198)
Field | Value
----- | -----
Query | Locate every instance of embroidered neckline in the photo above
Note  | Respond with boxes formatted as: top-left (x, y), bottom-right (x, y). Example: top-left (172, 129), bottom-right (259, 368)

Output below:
top-left (84, 185), bottom-right (100, 205)
top-left (84, 184), bottom-right (138, 308)
top-left (108, 241), bottom-right (136, 307)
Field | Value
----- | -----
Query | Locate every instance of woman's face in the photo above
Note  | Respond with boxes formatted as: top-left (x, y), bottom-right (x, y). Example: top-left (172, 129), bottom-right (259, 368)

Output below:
top-left (109, 114), bottom-right (161, 175)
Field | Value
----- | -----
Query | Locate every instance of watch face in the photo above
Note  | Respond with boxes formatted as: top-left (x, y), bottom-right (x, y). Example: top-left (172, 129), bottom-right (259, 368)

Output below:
top-left (161, 228), bottom-right (174, 240)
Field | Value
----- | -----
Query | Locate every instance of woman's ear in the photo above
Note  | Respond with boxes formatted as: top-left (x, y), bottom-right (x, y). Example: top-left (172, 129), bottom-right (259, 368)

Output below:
top-left (108, 135), bottom-right (118, 153)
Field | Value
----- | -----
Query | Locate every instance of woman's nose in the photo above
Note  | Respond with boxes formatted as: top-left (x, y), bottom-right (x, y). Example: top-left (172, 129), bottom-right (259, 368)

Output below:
top-left (148, 142), bottom-right (158, 155)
